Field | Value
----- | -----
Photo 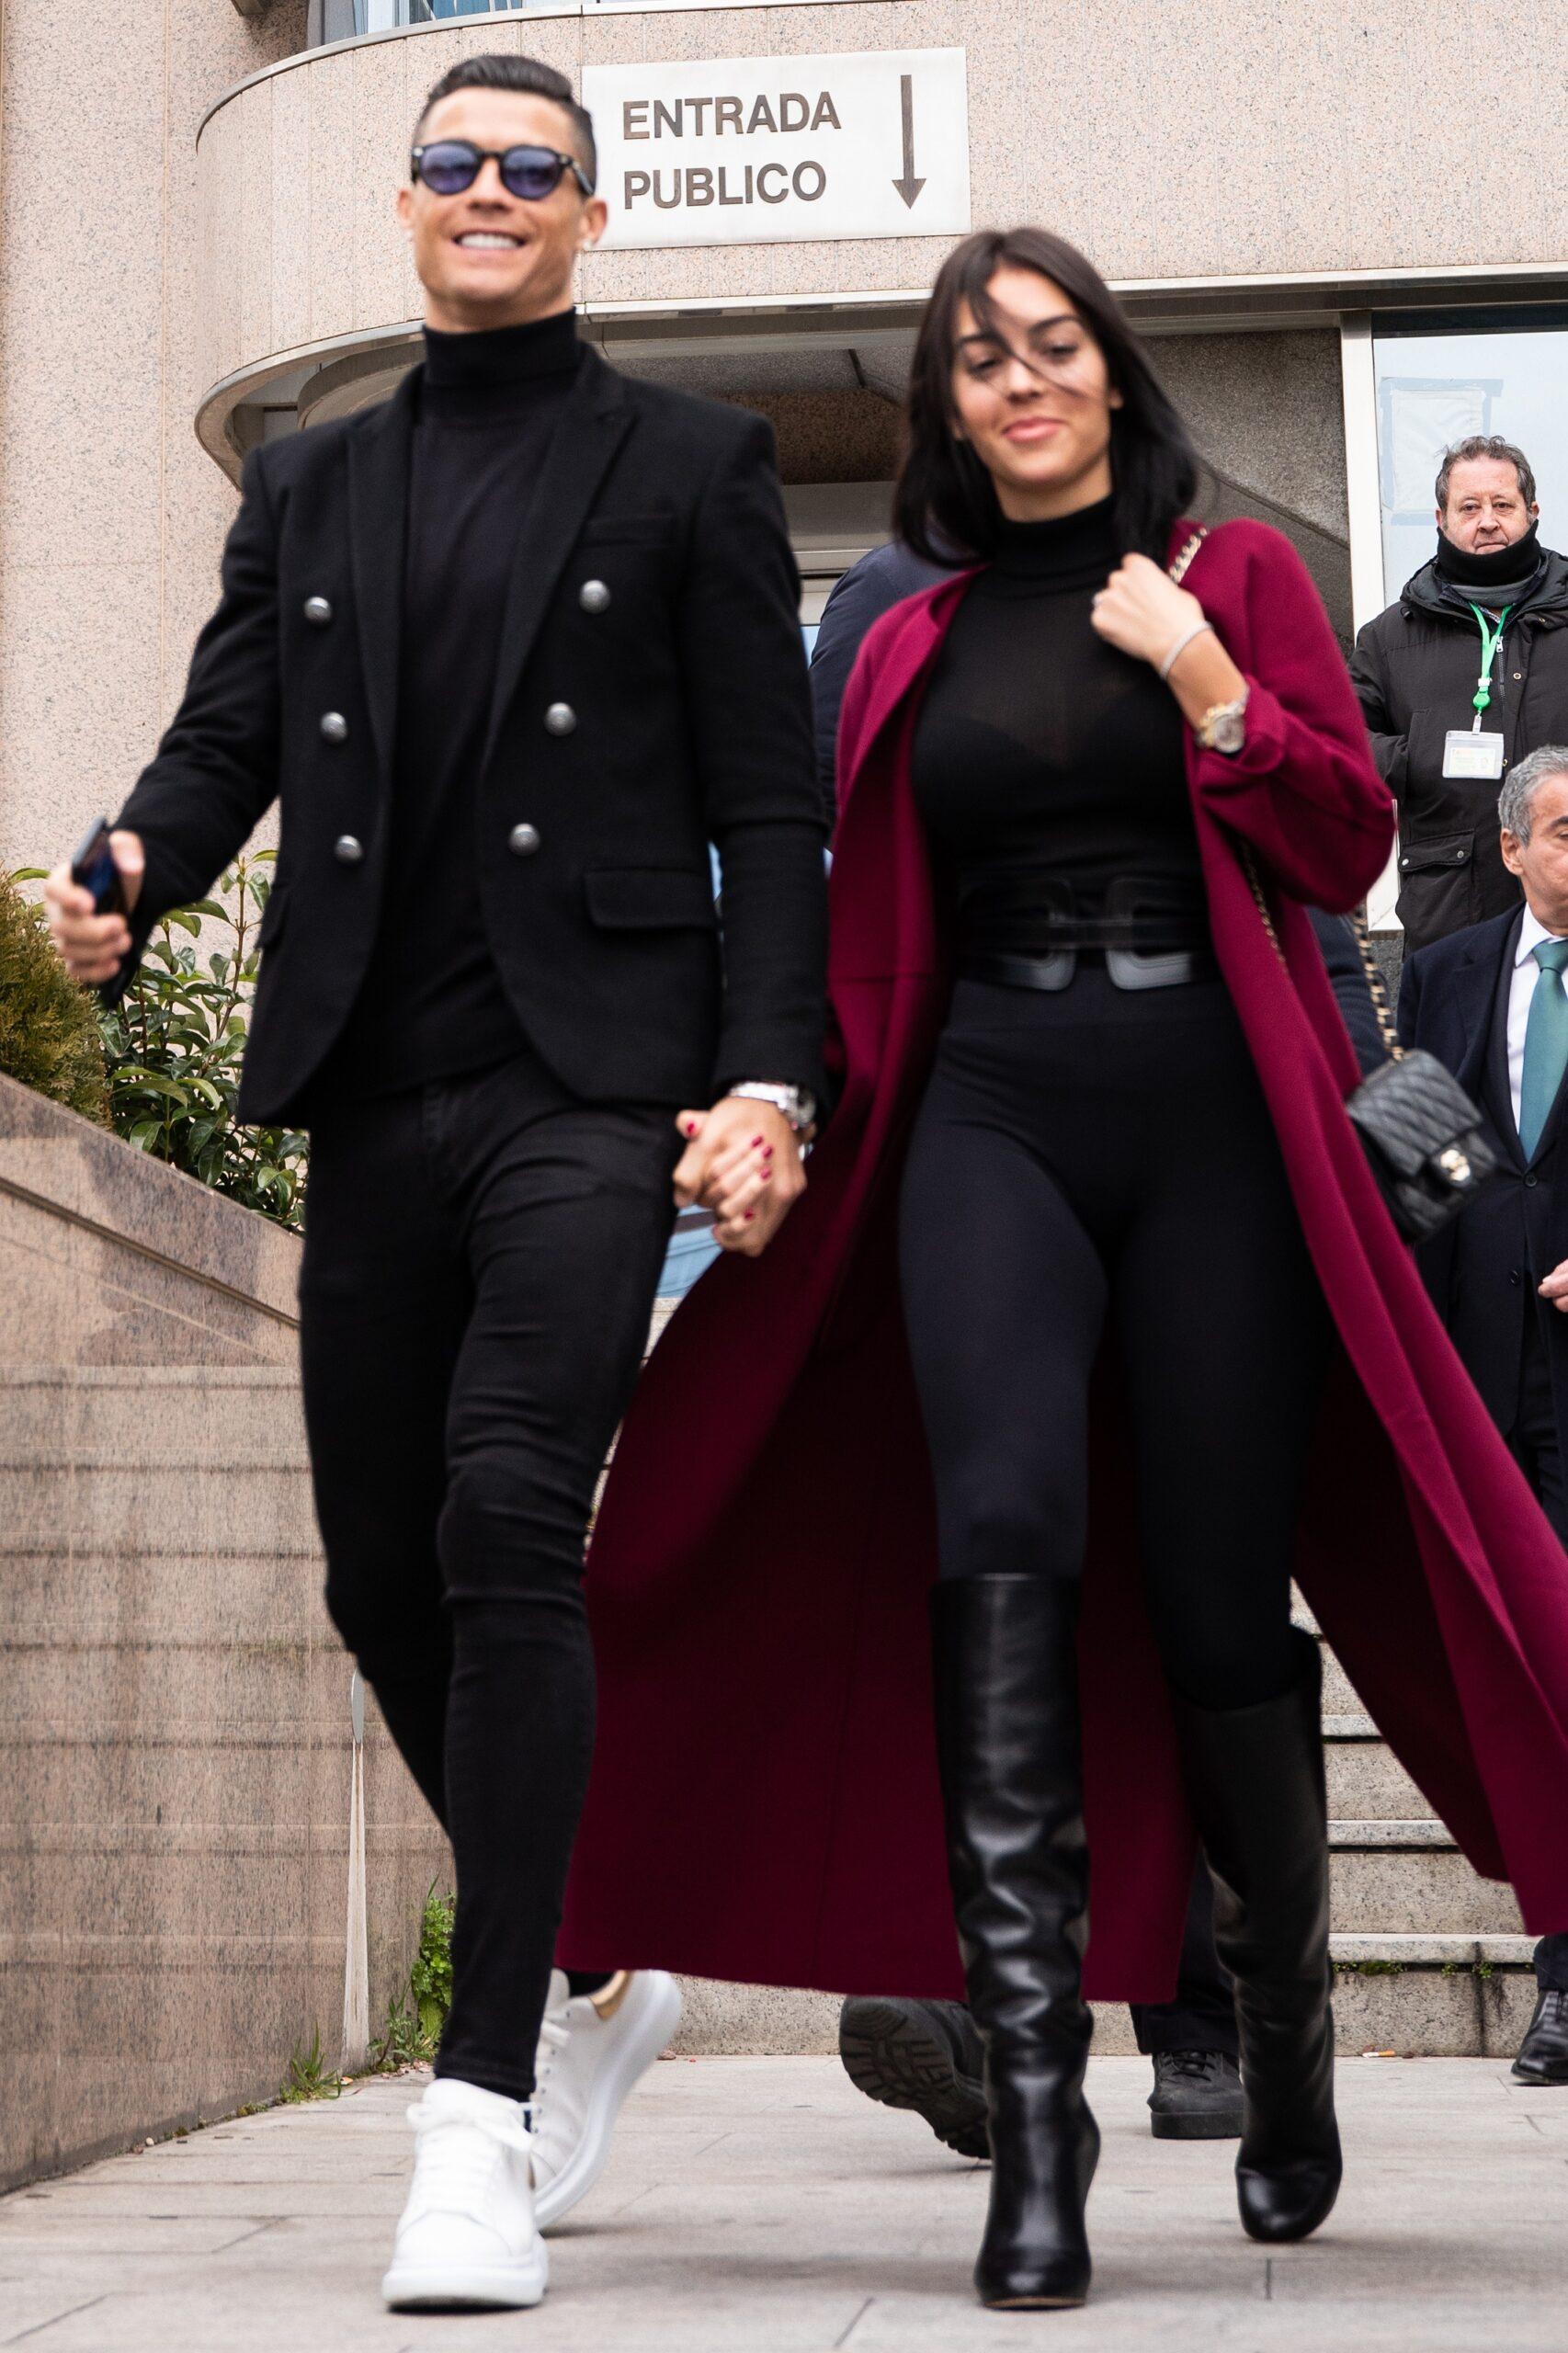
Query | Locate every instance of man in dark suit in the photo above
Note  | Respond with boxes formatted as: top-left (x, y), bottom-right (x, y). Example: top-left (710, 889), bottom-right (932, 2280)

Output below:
top-left (1398, 740), bottom-right (1568, 2088)
top-left (47, 53), bottom-right (825, 2311)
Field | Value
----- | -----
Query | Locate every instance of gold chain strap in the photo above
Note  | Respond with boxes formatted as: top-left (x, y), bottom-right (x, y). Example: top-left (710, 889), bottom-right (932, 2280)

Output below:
top-left (1170, 524), bottom-right (1402, 1067)
top-left (1346, 901), bottom-right (1403, 1062)
top-left (1168, 529), bottom-right (1206, 589)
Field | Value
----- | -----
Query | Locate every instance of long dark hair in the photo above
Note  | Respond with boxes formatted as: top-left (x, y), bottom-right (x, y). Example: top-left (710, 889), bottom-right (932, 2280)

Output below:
top-left (895, 228), bottom-right (1199, 565)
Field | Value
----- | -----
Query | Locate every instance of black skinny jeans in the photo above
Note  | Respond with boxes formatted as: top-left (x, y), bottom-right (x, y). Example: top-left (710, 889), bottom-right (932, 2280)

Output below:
top-left (900, 970), bottom-right (1330, 1713)
top-left (301, 1050), bottom-right (679, 2101)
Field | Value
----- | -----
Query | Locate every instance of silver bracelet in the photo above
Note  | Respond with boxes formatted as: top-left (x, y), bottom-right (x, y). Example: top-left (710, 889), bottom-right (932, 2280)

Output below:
top-left (1159, 619), bottom-right (1215, 683)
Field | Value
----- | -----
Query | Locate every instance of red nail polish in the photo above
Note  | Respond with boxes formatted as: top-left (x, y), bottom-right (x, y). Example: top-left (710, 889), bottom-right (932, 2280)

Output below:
top-left (751, 1134), bottom-right (765, 1146)
top-left (684, 1120), bottom-right (699, 1135)
top-left (745, 1212), bottom-right (756, 1222)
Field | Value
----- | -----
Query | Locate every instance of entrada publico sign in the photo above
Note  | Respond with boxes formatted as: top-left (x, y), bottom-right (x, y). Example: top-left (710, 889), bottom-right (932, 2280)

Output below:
top-left (584, 49), bottom-right (971, 250)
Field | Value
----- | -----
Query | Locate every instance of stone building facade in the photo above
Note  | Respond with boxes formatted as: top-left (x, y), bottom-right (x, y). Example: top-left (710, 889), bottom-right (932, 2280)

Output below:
top-left (6, 0), bottom-right (1568, 922)
top-left (1, 7), bottom-right (1562, 2113)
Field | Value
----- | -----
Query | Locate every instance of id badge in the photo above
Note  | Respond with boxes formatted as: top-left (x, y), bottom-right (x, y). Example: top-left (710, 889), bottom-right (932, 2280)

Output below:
top-left (1443, 729), bottom-right (1505, 781)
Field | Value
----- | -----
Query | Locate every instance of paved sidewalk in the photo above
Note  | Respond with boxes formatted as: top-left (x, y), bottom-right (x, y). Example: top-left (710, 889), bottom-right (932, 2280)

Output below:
top-left (3, 2055), bottom-right (1565, 2351)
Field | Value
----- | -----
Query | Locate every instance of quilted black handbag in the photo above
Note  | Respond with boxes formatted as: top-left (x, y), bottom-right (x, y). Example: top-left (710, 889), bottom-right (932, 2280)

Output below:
top-left (1243, 848), bottom-right (1498, 1243)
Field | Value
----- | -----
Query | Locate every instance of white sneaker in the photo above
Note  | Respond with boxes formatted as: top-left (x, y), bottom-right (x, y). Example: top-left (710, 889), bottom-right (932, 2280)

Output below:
top-left (531, 1970), bottom-right (683, 2231)
top-left (381, 2076), bottom-right (549, 2311)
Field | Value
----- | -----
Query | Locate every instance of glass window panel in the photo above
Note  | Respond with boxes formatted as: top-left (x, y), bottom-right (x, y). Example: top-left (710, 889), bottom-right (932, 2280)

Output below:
top-left (1371, 324), bottom-right (1568, 600)
top-left (312, 0), bottom-right (830, 36)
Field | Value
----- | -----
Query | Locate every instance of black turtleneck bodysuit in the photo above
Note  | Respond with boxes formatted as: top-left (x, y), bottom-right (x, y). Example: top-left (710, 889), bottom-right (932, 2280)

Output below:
top-left (326, 309), bottom-right (580, 1098)
top-left (911, 496), bottom-right (1201, 957)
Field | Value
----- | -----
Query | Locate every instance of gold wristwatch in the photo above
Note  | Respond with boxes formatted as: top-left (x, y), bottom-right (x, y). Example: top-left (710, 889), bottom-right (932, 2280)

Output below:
top-left (1196, 687), bottom-right (1250, 756)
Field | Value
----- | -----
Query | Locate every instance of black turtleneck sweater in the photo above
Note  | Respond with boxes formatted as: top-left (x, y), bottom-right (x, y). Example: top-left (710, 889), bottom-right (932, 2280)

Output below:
top-left (911, 497), bottom-right (1199, 956)
top-left (326, 308), bottom-right (580, 1098)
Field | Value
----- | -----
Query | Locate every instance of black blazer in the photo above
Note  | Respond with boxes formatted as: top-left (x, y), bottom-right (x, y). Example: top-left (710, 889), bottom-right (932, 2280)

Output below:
top-left (112, 343), bottom-right (828, 1126)
top-left (1399, 904), bottom-right (1568, 1437)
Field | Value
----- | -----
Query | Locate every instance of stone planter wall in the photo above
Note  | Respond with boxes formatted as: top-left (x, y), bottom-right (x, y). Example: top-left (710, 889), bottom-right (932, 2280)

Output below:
top-left (0, 1074), bottom-right (448, 2188)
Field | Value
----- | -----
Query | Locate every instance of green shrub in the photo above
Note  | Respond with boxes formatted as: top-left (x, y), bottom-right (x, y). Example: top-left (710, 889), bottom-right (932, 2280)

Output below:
top-left (0, 869), bottom-right (109, 1123)
top-left (412, 1889), bottom-right (457, 2046)
top-left (97, 851), bottom-right (309, 1231)
top-left (372, 1888), bottom-right (457, 2072)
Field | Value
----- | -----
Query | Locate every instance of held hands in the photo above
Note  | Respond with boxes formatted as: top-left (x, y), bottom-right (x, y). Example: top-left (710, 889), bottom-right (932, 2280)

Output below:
top-left (43, 830), bottom-right (143, 984)
top-left (673, 1097), bottom-right (807, 1257)
top-left (1089, 553), bottom-right (1205, 672)
top-left (1540, 1262), bottom-right (1568, 1314)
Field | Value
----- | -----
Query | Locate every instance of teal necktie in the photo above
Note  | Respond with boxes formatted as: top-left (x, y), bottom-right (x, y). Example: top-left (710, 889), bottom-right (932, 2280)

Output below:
top-left (1519, 938), bottom-right (1568, 1157)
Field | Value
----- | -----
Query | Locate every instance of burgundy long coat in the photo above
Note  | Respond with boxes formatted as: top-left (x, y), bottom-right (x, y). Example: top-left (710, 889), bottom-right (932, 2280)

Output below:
top-left (560, 518), bottom-right (1568, 2003)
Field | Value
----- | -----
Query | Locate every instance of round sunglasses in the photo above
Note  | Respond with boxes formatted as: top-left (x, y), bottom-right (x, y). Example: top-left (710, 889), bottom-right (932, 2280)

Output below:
top-left (411, 141), bottom-right (596, 203)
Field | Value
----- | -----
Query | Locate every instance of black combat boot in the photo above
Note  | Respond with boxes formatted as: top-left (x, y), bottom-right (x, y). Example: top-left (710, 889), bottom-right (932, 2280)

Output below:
top-left (931, 1574), bottom-right (1098, 2310)
top-left (1170, 1629), bottom-right (1342, 2244)
top-left (837, 1996), bottom-right (990, 2159)
top-left (1146, 2047), bottom-right (1244, 2139)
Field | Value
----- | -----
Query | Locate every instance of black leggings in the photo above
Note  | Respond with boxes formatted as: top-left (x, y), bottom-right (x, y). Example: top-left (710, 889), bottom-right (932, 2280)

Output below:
top-left (900, 972), bottom-right (1329, 1712)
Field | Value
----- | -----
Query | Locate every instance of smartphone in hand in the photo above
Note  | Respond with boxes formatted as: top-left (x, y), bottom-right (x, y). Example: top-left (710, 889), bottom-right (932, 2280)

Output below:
top-left (70, 818), bottom-right (128, 917)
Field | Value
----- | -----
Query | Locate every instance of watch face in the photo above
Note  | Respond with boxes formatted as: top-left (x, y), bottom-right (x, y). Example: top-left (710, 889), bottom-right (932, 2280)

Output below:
top-left (1212, 710), bottom-right (1245, 753)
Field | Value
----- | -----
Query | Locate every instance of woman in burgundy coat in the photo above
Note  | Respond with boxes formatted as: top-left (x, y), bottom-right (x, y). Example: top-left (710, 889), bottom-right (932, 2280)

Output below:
top-left (834, 226), bottom-right (1360, 2308)
top-left (563, 230), bottom-right (1568, 2313)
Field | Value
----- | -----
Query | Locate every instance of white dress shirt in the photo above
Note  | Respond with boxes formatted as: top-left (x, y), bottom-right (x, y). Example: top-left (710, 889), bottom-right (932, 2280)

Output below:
top-left (1506, 904), bottom-right (1568, 1134)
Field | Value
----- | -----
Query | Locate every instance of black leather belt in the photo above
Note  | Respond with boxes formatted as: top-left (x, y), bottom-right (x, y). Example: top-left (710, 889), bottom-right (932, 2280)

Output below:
top-left (959, 875), bottom-right (1216, 994)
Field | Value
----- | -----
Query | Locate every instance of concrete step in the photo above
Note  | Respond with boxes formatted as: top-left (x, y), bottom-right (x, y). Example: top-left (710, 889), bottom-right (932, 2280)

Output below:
top-left (1329, 1822), bottom-right (1525, 1935)
top-left (1319, 1645), bottom-right (1369, 1718)
top-left (1327, 1962), bottom-right (1537, 2057)
top-left (675, 1938), bottom-right (1541, 2062)
top-left (1328, 1933), bottom-right (1540, 2057)
top-left (1331, 1933), bottom-right (1536, 1965)
top-left (1324, 1720), bottom-right (1431, 1818)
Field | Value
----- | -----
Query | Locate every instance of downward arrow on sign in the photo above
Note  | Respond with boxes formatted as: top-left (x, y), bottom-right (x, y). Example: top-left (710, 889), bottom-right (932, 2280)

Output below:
top-left (892, 74), bottom-right (926, 209)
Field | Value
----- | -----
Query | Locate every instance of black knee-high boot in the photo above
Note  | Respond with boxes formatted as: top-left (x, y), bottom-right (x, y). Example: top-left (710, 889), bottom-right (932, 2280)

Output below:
top-left (931, 1574), bottom-right (1099, 2311)
top-left (1170, 1627), bottom-right (1341, 2244)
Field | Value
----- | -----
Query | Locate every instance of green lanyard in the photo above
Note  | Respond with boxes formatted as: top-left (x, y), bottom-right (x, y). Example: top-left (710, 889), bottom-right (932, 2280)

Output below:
top-left (1468, 603), bottom-right (1513, 725)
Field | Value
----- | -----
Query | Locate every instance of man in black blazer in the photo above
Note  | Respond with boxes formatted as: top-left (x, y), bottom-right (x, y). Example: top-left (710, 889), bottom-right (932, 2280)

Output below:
top-left (48, 53), bottom-right (825, 2311)
top-left (1398, 741), bottom-right (1568, 2089)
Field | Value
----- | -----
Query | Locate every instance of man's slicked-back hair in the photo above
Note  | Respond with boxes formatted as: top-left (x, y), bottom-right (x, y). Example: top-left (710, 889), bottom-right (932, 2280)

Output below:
top-left (415, 53), bottom-right (597, 191)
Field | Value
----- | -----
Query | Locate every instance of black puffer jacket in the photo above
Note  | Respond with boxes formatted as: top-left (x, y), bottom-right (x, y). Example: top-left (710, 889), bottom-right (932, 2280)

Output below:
top-left (1348, 547), bottom-right (1568, 952)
